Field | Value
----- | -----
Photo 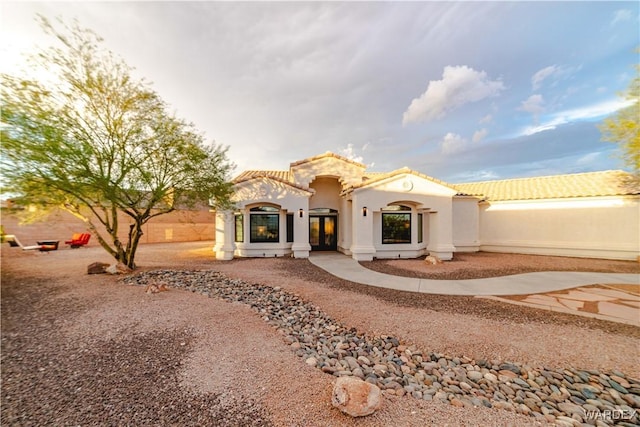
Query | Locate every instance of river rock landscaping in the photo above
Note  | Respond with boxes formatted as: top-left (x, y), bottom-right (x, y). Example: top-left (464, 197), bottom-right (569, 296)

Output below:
top-left (124, 269), bottom-right (640, 426)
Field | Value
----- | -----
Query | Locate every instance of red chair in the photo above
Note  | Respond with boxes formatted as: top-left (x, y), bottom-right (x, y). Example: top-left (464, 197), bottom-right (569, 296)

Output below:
top-left (65, 233), bottom-right (81, 243)
top-left (65, 233), bottom-right (91, 248)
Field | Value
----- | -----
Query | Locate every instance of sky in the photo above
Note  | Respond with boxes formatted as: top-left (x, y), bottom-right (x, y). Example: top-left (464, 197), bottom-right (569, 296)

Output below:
top-left (1, 1), bottom-right (638, 183)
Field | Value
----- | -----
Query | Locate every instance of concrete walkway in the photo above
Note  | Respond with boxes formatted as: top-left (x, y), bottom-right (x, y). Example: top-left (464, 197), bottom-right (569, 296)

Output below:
top-left (309, 253), bottom-right (640, 296)
top-left (309, 253), bottom-right (640, 326)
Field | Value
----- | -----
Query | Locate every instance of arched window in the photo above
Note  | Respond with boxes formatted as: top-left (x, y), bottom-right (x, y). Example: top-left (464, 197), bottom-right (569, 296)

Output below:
top-left (309, 208), bottom-right (338, 215)
top-left (382, 204), bottom-right (411, 244)
top-left (249, 206), bottom-right (280, 243)
top-left (381, 204), bottom-right (411, 211)
top-left (250, 206), bottom-right (279, 212)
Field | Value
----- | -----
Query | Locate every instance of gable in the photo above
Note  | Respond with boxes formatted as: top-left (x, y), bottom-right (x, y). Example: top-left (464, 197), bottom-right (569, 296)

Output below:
top-left (289, 152), bottom-right (366, 188)
top-left (232, 176), bottom-right (313, 208)
top-left (345, 168), bottom-right (459, 197)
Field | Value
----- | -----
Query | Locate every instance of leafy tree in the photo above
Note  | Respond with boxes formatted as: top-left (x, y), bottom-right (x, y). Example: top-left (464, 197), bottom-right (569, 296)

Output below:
top-left (600, 61), bottom-right (640, 177)
top-left (1, 17), bottom-right (233, 269)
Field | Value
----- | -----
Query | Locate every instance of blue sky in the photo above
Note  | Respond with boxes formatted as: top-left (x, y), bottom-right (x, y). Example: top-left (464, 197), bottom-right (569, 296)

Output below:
top-left (1, 1), bottom-right (638, 182)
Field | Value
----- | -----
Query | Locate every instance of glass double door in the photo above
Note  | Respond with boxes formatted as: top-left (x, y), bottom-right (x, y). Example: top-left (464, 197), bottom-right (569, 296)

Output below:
top-left (309, 216), bottom-right (337, 251)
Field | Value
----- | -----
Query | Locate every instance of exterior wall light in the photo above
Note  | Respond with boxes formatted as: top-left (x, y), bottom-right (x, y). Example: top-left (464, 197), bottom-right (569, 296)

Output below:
top-left (299, 209), bottom-right (304, 218)
top-left (362, 207), bottom-right (368, 217)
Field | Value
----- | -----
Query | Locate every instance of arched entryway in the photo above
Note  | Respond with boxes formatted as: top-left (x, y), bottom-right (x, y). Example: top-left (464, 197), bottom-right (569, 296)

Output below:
top-left (308, 176), bottom-right (342, 252)
top-left (309, 208), bottom-right (337, 251)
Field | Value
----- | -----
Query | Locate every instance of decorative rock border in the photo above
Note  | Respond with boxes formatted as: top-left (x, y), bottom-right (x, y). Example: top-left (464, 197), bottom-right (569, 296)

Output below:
top-left (123, 270), bottom-right (640, 426)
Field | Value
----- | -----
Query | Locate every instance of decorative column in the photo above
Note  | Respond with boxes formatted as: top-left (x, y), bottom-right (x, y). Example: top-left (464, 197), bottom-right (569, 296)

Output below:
top-left (427, 210), bottom-right (455, 260)
top-left (350, 197), bottom-right (376, 261)
top-left (291, 206), bottom-right (311, 258)
top-left (213, 209), bottom-right (235, 260)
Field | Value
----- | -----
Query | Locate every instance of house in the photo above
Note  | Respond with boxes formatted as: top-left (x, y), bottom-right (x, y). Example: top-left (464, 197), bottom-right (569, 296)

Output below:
top-left (213, 152), bottom-right (639, 261)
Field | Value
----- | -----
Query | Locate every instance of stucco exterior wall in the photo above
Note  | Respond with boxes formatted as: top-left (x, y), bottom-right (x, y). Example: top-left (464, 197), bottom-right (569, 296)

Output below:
top-left (309, 177), bottom-right (341, 210)
top-left (223, 177), bottom-right (313, 259)
top-left (348, 174), bottom-right (458, 260)
top-left (479, 196), bottom-right (640, 260)
top-left (226, 153), bottom-right (637, 262)
top-left (452, 197), bottom-right (480, 252)
top-left (338, 198), bottom-right (352, 254)
top-left (232, 178), bottom-right (311, 212)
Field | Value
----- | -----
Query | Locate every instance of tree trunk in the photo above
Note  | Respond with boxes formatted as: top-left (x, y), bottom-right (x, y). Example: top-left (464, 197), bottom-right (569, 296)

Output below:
top-left (124, 220), bottom-right (144, 269)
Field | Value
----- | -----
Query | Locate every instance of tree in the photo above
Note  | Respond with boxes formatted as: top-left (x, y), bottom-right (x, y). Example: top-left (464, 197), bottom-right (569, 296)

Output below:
top-left (1, 17), bottom-right (234, 269)
top-left (599, 61), bottom-right (640, 177)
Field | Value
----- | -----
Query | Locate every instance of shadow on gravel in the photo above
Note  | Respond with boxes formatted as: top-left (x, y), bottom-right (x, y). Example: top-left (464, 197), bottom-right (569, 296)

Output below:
top-left (1, 272), bottom-right (273, 427)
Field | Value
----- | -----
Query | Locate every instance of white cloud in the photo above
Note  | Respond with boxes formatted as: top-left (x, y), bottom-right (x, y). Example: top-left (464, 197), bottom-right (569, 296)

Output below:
top-left (518, 94), bottom-right (545, 115)
top-left (530, 64), bottom-right (580, 91)
top-left (521, 123), bottom-right (557, 137)
top-left (472, 128), bottom-right (488, 143)
top-left (479, 114), bottom-right (493, 124)
top-left (559, 98), bottom-right (636, 121)
top-left (531, 65), bottom-right (559, 91)
top-left (575, 152), bottom-right (601, 166)
top-left (441, 132), bottom-right (467, 154)
top-left (453, 169), bottom-right (499, 183)
top-left (521, 97), bottom-right (635, 136)
top-left (402, 65), bottom-right (505, 125)
top-left (2, 2), bottom-right (630, 182)
top-left (610, 9), bottom-right (633, 26)
top-left (337, 143), bottom-right (376, 167)
top-left (338, 143), bottom-right (364, 163)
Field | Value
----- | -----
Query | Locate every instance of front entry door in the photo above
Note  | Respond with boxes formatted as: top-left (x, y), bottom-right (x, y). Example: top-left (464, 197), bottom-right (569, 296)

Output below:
top-left (309, 216), bottom-right (337, 251)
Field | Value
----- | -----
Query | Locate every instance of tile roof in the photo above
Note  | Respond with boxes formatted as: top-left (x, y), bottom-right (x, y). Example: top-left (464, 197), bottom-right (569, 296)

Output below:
top-left (233, 170), bottom-right (290, 183)
top-left (289, 151), bottom-right (366, 168)
top-left (232, 157), bottom-right (638, 202)
top-left (453, 170), bottom-right (639, 201)
top-left (232, 170), bottom-right (313, 193)
top-left (344, 167), bottom-right (460, 193)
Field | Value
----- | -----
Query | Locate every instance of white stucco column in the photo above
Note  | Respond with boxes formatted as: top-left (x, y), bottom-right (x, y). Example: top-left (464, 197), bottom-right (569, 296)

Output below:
top-left (292, 207), bottom-right (311, 258)
top-left (427, 210), bottom-right (455, 260)
top-left (350, 199), bottom-right (376, 261)
top-left (213, 210), bottom-right (235, 260)
top-left (339, 198), bottom-right (353, 254)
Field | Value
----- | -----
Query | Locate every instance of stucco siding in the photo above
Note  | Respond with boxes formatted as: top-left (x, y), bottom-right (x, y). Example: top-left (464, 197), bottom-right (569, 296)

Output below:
top-left (309, 177), bottom-right (342, 211)
top-left (225, 153), bottom-right (638, 261)
top-left (479, 196), bottom-right (640, 260)
top-left (452, 197), bottom-right (480, 252)
top-left (352, 180), bottom-right (455, 260)
top-left (338, 198), bottom-right (352, 254)
top-left (232, 178), bottom-right (312, 211)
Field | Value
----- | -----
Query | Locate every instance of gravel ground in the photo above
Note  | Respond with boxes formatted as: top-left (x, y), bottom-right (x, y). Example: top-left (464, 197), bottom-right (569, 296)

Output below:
top-left (2, 242), bottom-right (639, 426)
top-left (359, 252), bottom-right (640, 280)
top-left (274, 259), bottom-right (640, 339)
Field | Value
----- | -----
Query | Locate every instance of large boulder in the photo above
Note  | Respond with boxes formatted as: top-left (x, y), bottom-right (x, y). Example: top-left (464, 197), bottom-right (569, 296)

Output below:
top-left (424, 255), bottom-right (443, 265)
top-left (331, 376), bottom-right (382, 417)
top-left (105, 262), bottom-right (132, 275)
top-left (87, 262), bottom-right (109, 275)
